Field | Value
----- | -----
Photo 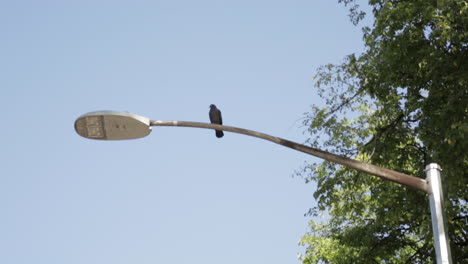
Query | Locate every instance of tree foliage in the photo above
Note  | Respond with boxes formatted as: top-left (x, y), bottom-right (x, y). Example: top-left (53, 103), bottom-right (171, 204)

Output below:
top-left (299, 0), bottom-right (467, 263)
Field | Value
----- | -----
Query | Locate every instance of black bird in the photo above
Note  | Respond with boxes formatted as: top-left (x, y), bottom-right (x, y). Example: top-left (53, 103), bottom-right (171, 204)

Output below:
top-left (209, 104), bottom-right (224, 138)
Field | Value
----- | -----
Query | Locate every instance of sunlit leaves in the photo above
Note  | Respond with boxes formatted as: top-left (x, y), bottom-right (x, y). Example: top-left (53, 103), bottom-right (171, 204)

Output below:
top-left (299, 0), bottom-right (467, 262)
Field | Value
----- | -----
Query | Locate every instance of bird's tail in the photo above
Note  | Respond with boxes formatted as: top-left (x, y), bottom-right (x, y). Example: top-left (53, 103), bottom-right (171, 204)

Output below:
top-left (216, 130), bottom-right (224, 138)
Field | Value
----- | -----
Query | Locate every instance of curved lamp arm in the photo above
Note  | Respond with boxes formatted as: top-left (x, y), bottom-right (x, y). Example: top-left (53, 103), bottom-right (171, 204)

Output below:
top-left (150, 120), bottom-right (429, 193)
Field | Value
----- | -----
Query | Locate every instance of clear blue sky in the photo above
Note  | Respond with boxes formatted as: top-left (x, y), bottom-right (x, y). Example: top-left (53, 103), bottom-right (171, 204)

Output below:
top-left (0, 1), bottom-right (368, 263)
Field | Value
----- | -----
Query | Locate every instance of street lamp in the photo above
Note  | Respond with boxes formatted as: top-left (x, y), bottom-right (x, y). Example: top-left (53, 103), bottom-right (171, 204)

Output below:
top-left (75, 110), bottom-right (452, 263)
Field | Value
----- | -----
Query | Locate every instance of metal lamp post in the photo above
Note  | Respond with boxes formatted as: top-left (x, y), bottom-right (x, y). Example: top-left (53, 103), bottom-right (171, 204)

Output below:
top-left (75, 110), bottom-right (452, 263)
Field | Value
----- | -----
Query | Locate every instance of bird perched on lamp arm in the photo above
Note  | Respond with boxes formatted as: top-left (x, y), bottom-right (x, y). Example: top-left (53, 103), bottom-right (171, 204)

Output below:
top-left (209, 104), bottom-right (224, 138)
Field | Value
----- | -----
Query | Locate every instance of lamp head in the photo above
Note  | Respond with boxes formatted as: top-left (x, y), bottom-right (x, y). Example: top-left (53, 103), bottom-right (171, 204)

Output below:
top-left (74, 111), bottom-right (151, 140)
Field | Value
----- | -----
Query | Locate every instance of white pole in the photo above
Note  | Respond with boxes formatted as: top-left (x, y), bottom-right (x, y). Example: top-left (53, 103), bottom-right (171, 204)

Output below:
top-left (426, 163), bottom-right (452, 264)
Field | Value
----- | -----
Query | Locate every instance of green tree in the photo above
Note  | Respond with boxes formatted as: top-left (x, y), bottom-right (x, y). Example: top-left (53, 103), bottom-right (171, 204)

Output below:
top-left (299, 0), bottom-right (467, 263)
